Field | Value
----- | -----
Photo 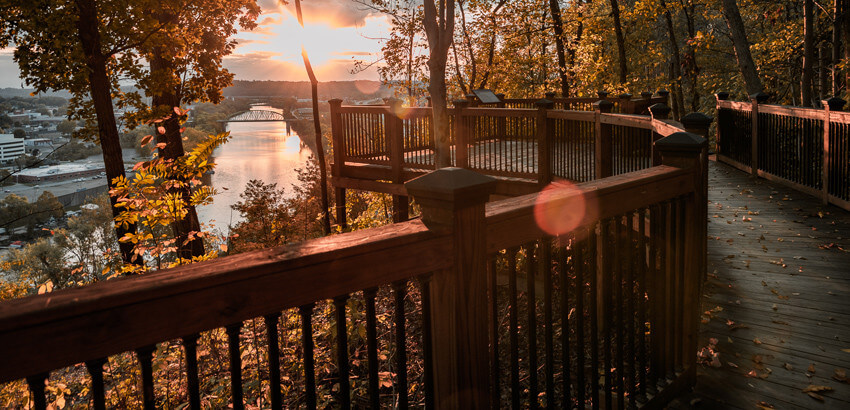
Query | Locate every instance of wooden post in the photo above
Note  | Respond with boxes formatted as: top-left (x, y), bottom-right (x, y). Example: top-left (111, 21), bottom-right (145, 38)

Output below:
top-left (405, 168), bottom-right (497, 409)
top-left (328, 99), bottom-right (347, 228)
top-left (653, 131), bottom-right (708, 385)
top-left (681, 113), bottom-right (714, 282)
top-left (496, 94), bottom-right (507, 141)
top-left (749, 92), bottom-right (770, 176)
top-left (386, 98), bottom-right (409, 222)
top-left (658, 89), bottom-right (670, 110)
top-left (619, 92), bottom-right (634, 114)
top-left (453, 99), bottom-right (470, 169)
top-left (714, 92), bottom-right (730, 156)
top-left (593, 99), bottom-right (614, 179)
top-left (649, 103), bottom-right (672, 166)
top-left (822, 97), bottom-right (846, 205)
top-left (466, 93), bottom-right (478, 107)
top-left (536, 99), bottom-right (555, 185)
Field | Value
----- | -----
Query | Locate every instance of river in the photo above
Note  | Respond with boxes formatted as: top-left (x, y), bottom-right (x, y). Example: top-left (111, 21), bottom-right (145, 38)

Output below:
top-left (196, 108), bottom-right (313, 232)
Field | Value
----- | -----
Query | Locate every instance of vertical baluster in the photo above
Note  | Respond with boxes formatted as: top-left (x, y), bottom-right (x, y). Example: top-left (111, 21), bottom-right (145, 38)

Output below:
top-left (602, 219), bottom-right (613, 410)
top-left (575, 235), bottom-right (586, 409)
top-left (508, 247), bottom-right (521, 409)
top-left (135, 345), bottom-right (156, 409)
top-left (26, 374), bottom-right (48, 410)
top-left (183, 334), bottom-right (201, 410)
top-left (226, 323), bottom-right (244, 410)
top-left (637, 208), bottom-right (648, 403)
top-left (526, 242), bottom-right (539, 409)
top-left (588, 225), bottom-right (600, 410)
top-left (364, 288), bottom-right (380, 409)
top-left (647, 203), bottom-right (661, 392)
top-left (393, 281), bottom-right (409, 409)
top-left (488, 258), bottom-right (501, 408)
top-left (543, 239), bottom-right (555, 407)
top-left (615, 217), bottom-right (625, 410)
top-left (664, 200), bottom-right (675, 380)
top-left (676, 197), bottom-right (687, 373)
top-left (299, 304), bottom-right (317, 410)
top-left (263, 315), bottom-right (282, 410)
top-left (418, 275), bottom-right (435, 410)
top-left (559, 241), bottom-right (572, 408)
top-left (85, 358), bottom-right (107, 410)
top-left (333, 296), bottom-right (351, 409)
top-left (626, 213), bottom-right (636, 407)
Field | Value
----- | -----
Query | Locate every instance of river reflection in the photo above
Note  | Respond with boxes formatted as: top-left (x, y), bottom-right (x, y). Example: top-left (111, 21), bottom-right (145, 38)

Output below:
top-left (197, 116), bottom-right (313, 231)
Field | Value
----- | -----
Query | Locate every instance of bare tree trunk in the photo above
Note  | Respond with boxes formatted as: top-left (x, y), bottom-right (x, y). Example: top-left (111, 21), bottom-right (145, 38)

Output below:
top-left (150, 50), bottom-right (206, 259)
top-left (74, 0), bottom-right (137, 266)
top-left (610, 0), bottom-right (628, 84)
top-left (820, 42), bottom-right (830, 100)
top-left (682, 1), bottom-right (701, 111)
top-left (802, 0), bottom-right (815, 106)
top-left (661, 0), bottom-right (684, 120)
top-left (549, 0), bottom-right (570, 96)
top-left (720, 0), bottom-right (763, 95)
top-left (566, 0), bottom-right (584, 91)
top-left (424, 0), bottom-right (456, 168)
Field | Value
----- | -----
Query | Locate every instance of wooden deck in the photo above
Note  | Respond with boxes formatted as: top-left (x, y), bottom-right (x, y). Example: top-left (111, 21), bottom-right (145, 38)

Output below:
top-left (669, 160), bottom-right (850, 409)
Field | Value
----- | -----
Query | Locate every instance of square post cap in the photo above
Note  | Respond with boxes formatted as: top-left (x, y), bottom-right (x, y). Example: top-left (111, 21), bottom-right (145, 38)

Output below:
top-left (680, 112), bottom-right (713, 129)
top-left (714, 92), bottom-right (730, 101)
top-left (657, 89), bottom-right (670, 98)
top-left (593, 99), bottom-right (614, 111)
top-left (405, 168), bottom-right (496, 230)
top-left (597, 90), bottom-right (609, 99)
top-left (618, 93), bottom-right (633, 100)
top-left (495, 93), bottom-right (506, 100)
top-left (453, 99), bottom-right (470, 108)
top-left (653, 131), bottom-right (707, 154)
top-left (649, 103), bottom-right (671, 119)
top-left (535, 99), bottom-right (555, 109)
top-left (640, 91), bottom-right (653, 99)
top-left (328, 98), bottom-right (343, 105)
top-left (544, 91), bottom-right (556, 99)
top-left (749, 92), bottom-right (770, 103)
top-left (825, 97), bottom-right (846, 111)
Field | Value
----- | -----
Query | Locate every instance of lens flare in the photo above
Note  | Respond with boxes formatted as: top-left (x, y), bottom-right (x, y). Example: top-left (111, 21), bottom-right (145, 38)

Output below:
top-left (533, 180), bottom-right (593, 237)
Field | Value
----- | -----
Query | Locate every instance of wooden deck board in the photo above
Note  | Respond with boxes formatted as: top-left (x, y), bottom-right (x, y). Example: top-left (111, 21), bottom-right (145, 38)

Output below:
top-left (669, 161), bottom-right (850, 409)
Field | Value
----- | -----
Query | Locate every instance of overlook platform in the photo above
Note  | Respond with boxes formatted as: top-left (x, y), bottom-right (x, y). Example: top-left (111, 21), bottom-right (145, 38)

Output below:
top-left (670, 160), bottom-right (850, 409)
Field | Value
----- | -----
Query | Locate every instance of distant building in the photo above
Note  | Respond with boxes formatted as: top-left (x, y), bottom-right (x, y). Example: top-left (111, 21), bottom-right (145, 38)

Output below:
top-left (25, 138), bottom-right (53, 148)
top-left (15, 163), bottom-right (105, 183)
top-left (0, 134), bottom-right (25, 163)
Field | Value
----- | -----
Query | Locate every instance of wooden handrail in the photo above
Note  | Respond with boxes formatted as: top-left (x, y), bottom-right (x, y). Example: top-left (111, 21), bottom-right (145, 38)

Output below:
top-left (0, 220), bottom-right (451, 383)
top-left (485, 165), bottom-right (693, 252)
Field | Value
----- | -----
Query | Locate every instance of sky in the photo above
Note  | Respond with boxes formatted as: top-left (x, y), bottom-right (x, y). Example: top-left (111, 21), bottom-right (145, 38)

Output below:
top-left (0, 0), bottom-right (388, 89)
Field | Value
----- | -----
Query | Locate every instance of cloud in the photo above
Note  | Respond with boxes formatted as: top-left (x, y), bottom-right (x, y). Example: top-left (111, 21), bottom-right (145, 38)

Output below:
top-left (233, 38), bottom-right (270, 46)
top-left (331, 50), bottom-right (374, 57)
top-left (280, 0), bottom-right (383, 28)
top-left (223, 51), bottom-right (379, 82)
top-left (257, 16), bottom-right (283, 26)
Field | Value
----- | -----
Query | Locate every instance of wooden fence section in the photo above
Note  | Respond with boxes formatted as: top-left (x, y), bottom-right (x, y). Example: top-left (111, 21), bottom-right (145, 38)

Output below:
top-left (0, 132), bottom-right (708, 409)
top-left (329, 97), bottom-right (708, 228)
top-left (715, 93), bottom-right (850, 210)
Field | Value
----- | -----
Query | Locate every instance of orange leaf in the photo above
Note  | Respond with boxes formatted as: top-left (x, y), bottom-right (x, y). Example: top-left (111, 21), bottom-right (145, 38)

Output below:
top-left (156, 142), bottom-right (167, 150)
top-left (157, 126), bottom-right (166, 134)
top-left (140, 134), bottom-right (153, 146)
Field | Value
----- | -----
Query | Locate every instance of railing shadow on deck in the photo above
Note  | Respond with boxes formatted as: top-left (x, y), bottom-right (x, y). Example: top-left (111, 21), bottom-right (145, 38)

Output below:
top-left (715, 92), bottom-right (850, 211)
top-left (0, 120), bottom-right (709, 408)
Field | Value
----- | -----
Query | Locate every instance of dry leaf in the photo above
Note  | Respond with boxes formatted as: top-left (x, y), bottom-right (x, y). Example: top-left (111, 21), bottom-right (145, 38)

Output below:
top-left (834, 369), bottom-right (848, 383)
top-left (808, 364), bottom-right (816, 373)
top-left (807, 392), bottom-right (824, 401)
top-left (753, 338), bottom-right (763, 345)
top-left (756, 401), bottom-right (775, 409)
top-left (802, 385), bottom-right (832, 393)
top-left (784, 363), bottom-right (793, 371)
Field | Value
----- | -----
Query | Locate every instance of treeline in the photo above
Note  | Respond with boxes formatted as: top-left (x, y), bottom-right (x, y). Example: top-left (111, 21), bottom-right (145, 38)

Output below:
top-left (223, 80), bottom-right (392, 99)
top-left (377, 0), bottom-right (849, 118)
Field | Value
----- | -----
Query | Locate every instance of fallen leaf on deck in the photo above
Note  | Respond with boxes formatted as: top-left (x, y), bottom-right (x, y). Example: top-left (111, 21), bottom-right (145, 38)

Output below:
top-left (802, 385), bottom-right (832, 393)
top-left (746, 370), bottom-right (758, 378)
top-left (808, 364), bottom-right (816, 373)
top-left (834, 369), bottom-right (848, 383)
top-left (756, 401), bottom-right (775, 409)
top-left (753, 338), bottom-right (762, 345)
top-left (728, 361), bottom-right (738, 368)
top-left (784, 363), bottom-right (793, 371)
top-left (807, 392), bottom-right (825, 401)
top-left (843, 349), bottom-right (850, 353)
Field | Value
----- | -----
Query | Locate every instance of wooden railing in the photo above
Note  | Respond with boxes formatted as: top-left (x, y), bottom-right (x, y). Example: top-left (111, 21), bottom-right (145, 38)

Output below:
top-left (328, 98), bottom-right (711, 227)
top-left (475, 91), bottom-right (667, 114)
top-left (716, 93), bottom-right (850, 210)
top-left (0, 129), bottom-right (708, 409)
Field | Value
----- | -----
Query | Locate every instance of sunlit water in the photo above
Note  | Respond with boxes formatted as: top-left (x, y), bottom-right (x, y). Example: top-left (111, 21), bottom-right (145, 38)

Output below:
top-left (197, 107), bottom-right (313, 232)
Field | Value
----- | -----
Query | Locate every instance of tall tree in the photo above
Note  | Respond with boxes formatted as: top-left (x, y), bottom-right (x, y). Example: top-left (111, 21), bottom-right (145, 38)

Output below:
top-left (0, 0), bottom-right (141, 265)
top-left (423, 0), bottom-right (456, 168)
top-left (802, 0), bottom-right (815, 106)
top-left (720, 0), bottom-right (763, 95)
top-left (610, 0), bottom-right (628, 84)
top-left (549, 0), bottom-right (570, 96)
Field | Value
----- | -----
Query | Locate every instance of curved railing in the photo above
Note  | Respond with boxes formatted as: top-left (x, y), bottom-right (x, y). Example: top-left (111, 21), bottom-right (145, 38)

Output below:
top-left (0, 101), bottom-right (708, 409)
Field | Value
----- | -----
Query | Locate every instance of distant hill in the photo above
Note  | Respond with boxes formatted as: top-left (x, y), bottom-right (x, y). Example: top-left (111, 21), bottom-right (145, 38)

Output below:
top-left (0, 88), bottom-right (73, 98)
top-left (223, 80), bottom-right (392, 100)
